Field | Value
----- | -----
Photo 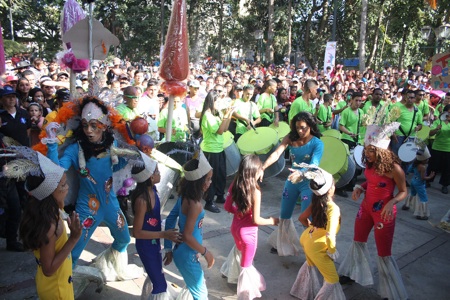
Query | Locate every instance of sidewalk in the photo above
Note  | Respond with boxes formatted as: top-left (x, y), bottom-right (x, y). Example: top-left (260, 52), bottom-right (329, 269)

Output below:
top-left (1, 168), bottom-right (450, 299)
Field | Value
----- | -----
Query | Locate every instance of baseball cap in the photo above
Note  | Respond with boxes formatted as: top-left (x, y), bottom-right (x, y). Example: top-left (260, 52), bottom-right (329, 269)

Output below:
top-left (57, 72), bottom-right (69, 78)
top-left (0, 85), bottom-right (19, 97)
top-left (40, 76), bottom-right (52, 84)
top-left (188, 80), bottom-right (200, 88)
top-left (6, 75), bottom-right (19, 82)
top-left (55, 88), bottom-right (71, 102)
top-left (235, 84), bottom-right (243, 90)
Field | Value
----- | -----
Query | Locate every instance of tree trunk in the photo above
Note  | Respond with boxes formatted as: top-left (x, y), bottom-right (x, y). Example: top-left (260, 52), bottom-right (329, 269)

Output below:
top-left (286, 0), bottom-right (292, 61)
top-left (304, 1), bottom-right (322, 68)
top-left (218, 0), bottom-right (224, 61)
top-left (366, 0), bottom-right (385, 68)
top-left (399, 28), bottom-right (407, 70)
top-left (358, 0), bottom-right (368, 72)
top-left (266, 0), bottom-right (274, 64)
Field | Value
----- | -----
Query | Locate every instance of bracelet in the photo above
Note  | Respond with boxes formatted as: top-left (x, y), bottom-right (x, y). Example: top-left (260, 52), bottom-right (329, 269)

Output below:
top-left (353, 184), bottom-right (365, 192)
top-left (201, 247), bottom-right (207, 256)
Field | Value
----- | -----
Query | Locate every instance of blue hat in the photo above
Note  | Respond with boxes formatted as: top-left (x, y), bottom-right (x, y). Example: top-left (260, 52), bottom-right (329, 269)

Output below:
top-left (0, 85), bottom-right (19, 97)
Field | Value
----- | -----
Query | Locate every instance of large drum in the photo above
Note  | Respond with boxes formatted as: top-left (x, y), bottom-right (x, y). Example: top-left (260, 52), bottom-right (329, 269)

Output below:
top-left (353, 145), bottom-right (365, 169)
top-left (237, 127), bottom-right (285, 179)
top-left (222, 131), bottom-right (241, 177)
top-left (156, 141), bottom-right (195, 167)
top-left (322, 129), bottom-right (342, 139)
top-left (319, 136), bottom-right (356, 188)
top-left (151, 149), bottom-right (183, 210)
top-left (269, 121), bottom-right (290, 141)
top-left (417, 126), bottom-right (430, 142)
top-left (398, 142), bottom-right (418, 163)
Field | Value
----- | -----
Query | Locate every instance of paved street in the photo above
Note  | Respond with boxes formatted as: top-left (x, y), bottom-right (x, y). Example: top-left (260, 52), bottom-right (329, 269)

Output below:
top-left (1, 167), bottom-right (450, 300)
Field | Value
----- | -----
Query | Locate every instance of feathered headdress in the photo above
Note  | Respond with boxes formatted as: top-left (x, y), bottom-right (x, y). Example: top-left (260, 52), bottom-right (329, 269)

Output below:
top-left (362, 102), bottom-right (400, 149)
top-left (0, 146), bottom-right (65, 200)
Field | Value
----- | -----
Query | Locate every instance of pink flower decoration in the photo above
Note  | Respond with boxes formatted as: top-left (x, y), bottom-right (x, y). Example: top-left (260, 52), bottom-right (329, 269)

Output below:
top-left (147, 218), bottom-right (158, 227)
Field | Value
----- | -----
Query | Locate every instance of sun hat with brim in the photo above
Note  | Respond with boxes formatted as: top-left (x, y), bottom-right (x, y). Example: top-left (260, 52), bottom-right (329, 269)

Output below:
top-left (12, 61), bottom-right (30, 70)
top-left (0, 85), bottom-right (19, 97)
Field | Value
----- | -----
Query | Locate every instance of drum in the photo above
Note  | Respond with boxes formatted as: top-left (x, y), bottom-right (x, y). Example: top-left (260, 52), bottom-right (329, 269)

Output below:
top-left (417, 126), bottom-right (430, 142)
top-left (222, 131), bottom-right (241, 177)
top-left (237, 127), bottom-right (285, 179)
top-left (151, 149), bottom-right (183, 210)
top-left (319, 136), bottom-right (355, 188)
top-left (156, 141), bottom-right (194, 167)
top-left (353, 145), bottom-right (365, 169)
top-left (322, 129), bottom-right (342, 139)
top-left (269, 121), bottom-right (290, 141)
top-left (398, 142), bottom-right (418, 163)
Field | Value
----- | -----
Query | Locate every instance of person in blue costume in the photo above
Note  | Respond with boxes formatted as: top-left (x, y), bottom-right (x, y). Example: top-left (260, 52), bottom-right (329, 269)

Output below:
top-left (164, 152), bottom-right (215, 300)
top-left (130, 152), bottom-right (182, 299)
top-left (45, 97), bottom-right (143, 281)
top-left (262, 112), bottom-right (324, 256)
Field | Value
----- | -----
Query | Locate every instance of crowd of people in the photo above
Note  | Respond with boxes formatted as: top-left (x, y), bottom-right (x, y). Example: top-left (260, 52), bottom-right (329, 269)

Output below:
top-left (1, 55), bottom-right (449, 300)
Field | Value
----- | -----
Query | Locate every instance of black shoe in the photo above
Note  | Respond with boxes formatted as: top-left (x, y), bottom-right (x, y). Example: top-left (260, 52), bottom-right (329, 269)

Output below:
top-left (6, 241), bottom-right (24, 252)
top-left (215, 196), bottom-right (225, 204)
top-left (401, 204), bottom-right (409, 211)
top-left (442, 186), bottom-right (448, 194)
top-left (204, 203), bottom-right (220, 213)
top-left (416, 215), bottom-right (429, 220)
top-left (335, 189), bottom-right (348, 198)
top-left (270, 247), bottom-right (278, 254)
top-left (339, 275), bottom-right (355, 285)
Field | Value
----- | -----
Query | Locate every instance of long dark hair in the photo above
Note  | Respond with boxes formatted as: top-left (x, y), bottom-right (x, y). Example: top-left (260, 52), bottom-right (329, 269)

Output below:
top-left (231, 155), bottom-right (262, 216)
top-left (130, 165), bottom-right (155, 215)
top-left (177, 159), bottom-right (208, 202)
top-left (309, 180), bottom-right (329, 229)
top-left (276, 87), bottom-right (287, 105)
top-left (19, 175), bottom-right (60, 250)
top-left (73, 97), bottom-right (114, 160)
top-left (288, 112), bottom-right (322, 141)
top-left (199, 91), bottom-right (219, 137)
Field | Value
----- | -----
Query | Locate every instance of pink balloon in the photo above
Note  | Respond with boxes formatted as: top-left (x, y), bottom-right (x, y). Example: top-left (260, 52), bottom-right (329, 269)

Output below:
top-left (431, 65), bottom-right (442, 76)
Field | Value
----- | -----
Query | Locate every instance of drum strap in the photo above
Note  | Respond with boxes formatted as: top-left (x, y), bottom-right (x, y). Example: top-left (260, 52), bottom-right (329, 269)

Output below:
top-left (399, 107), bottom-right (418, 141)
top-left (354, 109), bottom-right (361, 143)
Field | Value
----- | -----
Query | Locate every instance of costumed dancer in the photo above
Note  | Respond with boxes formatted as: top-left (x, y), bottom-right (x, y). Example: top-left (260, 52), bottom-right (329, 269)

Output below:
top-left (402, 146), bottom-right (435, 220)
top-left (263, 112), bottom-right (324, 256)
top-left (289, 164), bottom-right (345, 300)
top-left (199, 90), bottom-right (235, 213)
top-left (164, 152), bottom-right (215, 300)
top-left (45, 96), bottom-right (143, 281)
top-left (0, 147), bottom-right (82, 299)
top-left (338, 114), bottom-right (408, 300)
top-left (224, 155), bottom-right (279, 300)
top-left (130, 152), bottom-right (183, 299)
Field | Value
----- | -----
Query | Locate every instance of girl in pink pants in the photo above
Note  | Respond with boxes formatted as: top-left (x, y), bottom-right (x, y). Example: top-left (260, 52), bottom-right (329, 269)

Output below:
top-left (224, 155), bottom-right (279, 300)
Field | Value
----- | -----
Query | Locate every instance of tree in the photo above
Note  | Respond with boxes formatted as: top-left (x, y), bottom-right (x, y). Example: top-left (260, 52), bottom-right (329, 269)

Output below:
top-left (358, 0), bottom-right (367, 72)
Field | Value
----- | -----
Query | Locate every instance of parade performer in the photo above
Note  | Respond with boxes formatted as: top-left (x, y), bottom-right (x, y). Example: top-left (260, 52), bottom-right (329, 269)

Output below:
top-left (44, 96), bottom-right (143, 281)
top-left (289, 164), bottom-right (345, 300)
top-left (1, 147), bottom-right (81, 299)
top-left (200, 90), bottom-right (234, 213)
top-left (263, 112), bottom-right (324, 256)
top-left (232, 84), bottom-right (261, 142)
top-left (130, 152), bottom-right (182, 299)
top-left (164, 152), bottom-right (215, 300)
top-left (288, 79), bottom-right (318, 123)
top-left (224, 155), bottom-right (279, 300)
top-left (338, 112), bottom-right (408, 300)
top-left (257, 79), bottom-right (279, 127)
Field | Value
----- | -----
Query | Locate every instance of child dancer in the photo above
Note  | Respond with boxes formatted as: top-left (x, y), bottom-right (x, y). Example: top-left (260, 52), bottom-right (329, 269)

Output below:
top-left (1, 149), bottom-right (82, 299)
top-left (289, 164), bottom-right (345, 300)
top-left (164, 152), bottom-right (215, 300)
top-left (402, 146), bottom-right (435, 220)
top-left (130, 152), bottom-right (182, 299)
top-left (224, 154), bottom-right (279, 300)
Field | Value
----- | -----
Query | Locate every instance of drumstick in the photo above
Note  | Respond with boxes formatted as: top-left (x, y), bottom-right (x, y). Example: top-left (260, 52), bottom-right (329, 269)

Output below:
top-left (250, 123), bottom-right (259, 134)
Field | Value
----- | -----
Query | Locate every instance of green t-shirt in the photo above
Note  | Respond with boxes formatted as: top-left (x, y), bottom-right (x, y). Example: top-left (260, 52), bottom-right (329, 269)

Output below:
top-left (434, 103), bottom-right (446, 117)
top-left (416, 99), bottom-right (430, 116)
top-left (157, 107), bottom-right (189, 142)
top-left (431, 119), bottom-right (450, 152)
top-left (395, 104), bottom-right (423, 137)
top-left (116, 103), bottom-right (140, 121)
top-left (339, 107), bottom-right (363, 143)
top-left (257, 93), bottom-right (277, 122)
top-left (201, 110), bottom-right (223, 153)
top-left (317, 104), bottom-right (332, 133)
top-left (288, 96), bottom-right (314, 123)
top-left (234, 98), bottom-right (261, 135)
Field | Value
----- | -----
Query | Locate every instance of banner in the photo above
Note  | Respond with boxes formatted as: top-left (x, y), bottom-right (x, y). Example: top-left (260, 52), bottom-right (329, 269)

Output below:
top-left (324, 41), bottom-right (337, 73)
top-left (431, 52), bottom-right (450, 92)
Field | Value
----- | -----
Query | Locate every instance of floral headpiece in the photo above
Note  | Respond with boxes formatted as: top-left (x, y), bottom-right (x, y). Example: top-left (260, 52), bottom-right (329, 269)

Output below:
top-left (362, 102), bottom-right (400, 149)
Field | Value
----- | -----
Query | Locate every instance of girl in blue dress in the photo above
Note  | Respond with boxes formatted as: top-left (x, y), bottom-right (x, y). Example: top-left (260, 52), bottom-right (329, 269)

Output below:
top-left (164, 152), bottom-right (215, 300)
top-left (262, 112), bottom-right (324, 256)
top-left (130, 152), bottom-right (182, 299)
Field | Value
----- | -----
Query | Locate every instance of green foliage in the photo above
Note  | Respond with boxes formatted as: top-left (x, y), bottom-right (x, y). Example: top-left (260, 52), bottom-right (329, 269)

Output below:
top-left (3, 39), bottom-right (27, 56)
